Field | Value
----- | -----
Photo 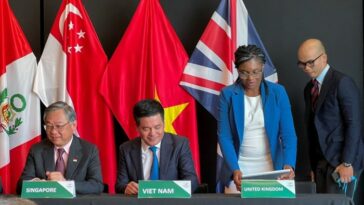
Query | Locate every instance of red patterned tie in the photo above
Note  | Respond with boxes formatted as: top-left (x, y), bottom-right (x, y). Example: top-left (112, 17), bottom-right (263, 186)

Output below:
top-left (311, 79), bottom-right (319, 110)
top-left (55, 148), bottom-right (66, 175)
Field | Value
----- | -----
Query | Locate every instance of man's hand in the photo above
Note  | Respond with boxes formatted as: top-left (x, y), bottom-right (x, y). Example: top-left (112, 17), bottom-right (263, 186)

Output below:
top-left (125, 181), bottom-right (139, 195)
top-left (46, 171), bottom-right (66, 181)
top-left (278, 165), bottom-right (295, 180)
top-left (335, 164), bottom-right (354, 183)
top-left (233, 170), bottom-right (242, 191)
top-left (310, 171), bottom-right (315, 182)
top-left (31, 178), bottom-right (46, 181)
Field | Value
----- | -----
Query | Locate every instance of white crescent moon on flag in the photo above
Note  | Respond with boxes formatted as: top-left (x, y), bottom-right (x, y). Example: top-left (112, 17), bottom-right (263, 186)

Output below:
top-left (59, 3), bottom-right (83, 37)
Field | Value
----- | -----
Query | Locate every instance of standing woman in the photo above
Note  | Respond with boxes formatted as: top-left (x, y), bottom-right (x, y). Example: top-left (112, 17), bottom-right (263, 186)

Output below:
top-left (218, 45), bottom-right (297, 193)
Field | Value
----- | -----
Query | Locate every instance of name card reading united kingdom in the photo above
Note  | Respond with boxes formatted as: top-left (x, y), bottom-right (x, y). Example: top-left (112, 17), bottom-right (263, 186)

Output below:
top-left (241, 180), bottom-right (295, 198)
top-left (138, 180), bottom-right (191, 198)
top-left (21, 181), bottom-right (76, 198)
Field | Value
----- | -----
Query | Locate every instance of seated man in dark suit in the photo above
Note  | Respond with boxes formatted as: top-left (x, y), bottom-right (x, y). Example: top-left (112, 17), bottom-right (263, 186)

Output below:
top-left (115, 99), bottom-right (199, 194)
top-left (17, 101), bottom-right (103, 194)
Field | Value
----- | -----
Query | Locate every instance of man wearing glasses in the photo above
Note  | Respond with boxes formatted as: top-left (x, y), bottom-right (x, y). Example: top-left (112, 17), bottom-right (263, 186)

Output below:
top-left (17, 101), bottom-right (104, 194)
top-left (297, 39), bottom-right (363, 198)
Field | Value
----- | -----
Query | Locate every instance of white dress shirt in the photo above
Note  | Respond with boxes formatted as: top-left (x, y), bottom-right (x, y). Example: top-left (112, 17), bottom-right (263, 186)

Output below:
top-left (141, 140), bottom-right (161, 180)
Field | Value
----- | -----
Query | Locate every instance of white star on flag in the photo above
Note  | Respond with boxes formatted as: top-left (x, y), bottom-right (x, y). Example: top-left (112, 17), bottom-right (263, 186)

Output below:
top-left (74, 44), bottom-right (83, 53)
top-left (77, 30), bottom-right (85, 38)
top-left (68, 21), bottom-right (74, 30)
top-left (67, 23), bottom-right (85, 54)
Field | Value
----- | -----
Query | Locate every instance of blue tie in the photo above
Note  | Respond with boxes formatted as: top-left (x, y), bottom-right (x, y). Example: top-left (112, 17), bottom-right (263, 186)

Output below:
top-left (149, 146), bottom-right (159, 180)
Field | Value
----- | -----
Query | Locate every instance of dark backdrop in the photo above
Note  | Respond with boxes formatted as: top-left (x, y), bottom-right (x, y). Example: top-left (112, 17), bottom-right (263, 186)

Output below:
top-left (9, 0), bottom-right (363, 202)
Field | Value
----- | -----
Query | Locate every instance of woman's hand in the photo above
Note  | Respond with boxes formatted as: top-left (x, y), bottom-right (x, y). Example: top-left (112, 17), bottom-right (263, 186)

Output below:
top-left (278, 165), bottom-right (295, 180)
top-left (233, 170), bottom-right (243, 191)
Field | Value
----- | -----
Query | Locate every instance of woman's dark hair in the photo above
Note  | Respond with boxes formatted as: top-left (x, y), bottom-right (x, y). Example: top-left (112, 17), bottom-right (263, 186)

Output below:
top-left (234, 45), bottom-right (266, 68)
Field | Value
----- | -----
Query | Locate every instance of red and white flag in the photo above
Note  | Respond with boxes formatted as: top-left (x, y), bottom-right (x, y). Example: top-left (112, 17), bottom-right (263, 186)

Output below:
top-left (33, 0), bottom-right (117, 193)
top-left (179, 0), bottom-right (278, 192)
top-left (0, 0), bottom-right (41, 194)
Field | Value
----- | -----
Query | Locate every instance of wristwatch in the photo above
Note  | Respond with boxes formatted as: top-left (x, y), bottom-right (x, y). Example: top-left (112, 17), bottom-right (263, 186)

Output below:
top-left (343, 162), bottom-right (352, 167)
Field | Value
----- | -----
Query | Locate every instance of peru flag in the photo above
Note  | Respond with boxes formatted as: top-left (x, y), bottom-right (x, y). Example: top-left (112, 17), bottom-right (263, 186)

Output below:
top-left (33, 0), bottom-right (117, 193)
top-left (0, 0), bottom-right (41, 194)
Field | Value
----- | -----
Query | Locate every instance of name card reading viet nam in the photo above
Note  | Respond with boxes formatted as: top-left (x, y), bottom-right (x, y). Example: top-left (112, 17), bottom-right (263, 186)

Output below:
top-left (241, 180), bottom-right (295, 198)
top-left (21, 181), bottom-right (76, 198)
top-left (138, 180), bottom-right (191, 198)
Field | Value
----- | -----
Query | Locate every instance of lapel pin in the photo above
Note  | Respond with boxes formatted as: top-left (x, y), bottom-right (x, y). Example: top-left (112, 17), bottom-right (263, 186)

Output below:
top-left (73, 158), bottom-right (78, 162)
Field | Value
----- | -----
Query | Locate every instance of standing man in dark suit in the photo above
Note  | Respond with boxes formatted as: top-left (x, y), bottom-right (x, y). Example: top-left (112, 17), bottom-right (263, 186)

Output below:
top-left (115, 99), bottom-right (198, 194)
top-left (17, 101), bottom-right (104, 194)
top-left (297, 39), bottom-right (363, 197)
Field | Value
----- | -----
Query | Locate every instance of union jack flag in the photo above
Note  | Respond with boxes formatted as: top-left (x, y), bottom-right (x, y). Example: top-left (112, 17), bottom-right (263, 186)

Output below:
top-left (180, 0), bottom-right (278, 192)
top-left (180, 0), bottom-right (277, 119)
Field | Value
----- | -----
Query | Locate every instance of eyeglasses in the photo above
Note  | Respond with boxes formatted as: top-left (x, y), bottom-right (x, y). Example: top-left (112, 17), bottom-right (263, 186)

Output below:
top-left (238, 69), bottom-right (263, 79)
top-left (297, 53), bottom-right (323, 69)
top-left (44, 122), bottom-right (70, 132)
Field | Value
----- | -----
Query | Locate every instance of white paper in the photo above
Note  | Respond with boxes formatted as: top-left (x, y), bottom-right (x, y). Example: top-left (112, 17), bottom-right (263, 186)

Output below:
top-left (242, 169), bottom-right (291, 179)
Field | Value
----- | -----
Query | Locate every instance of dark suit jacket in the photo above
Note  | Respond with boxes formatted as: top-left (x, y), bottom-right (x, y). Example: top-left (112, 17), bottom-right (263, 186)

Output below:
top-left (17, 136), bottom-right (104, 194)
top-left (115, 133), bottom-right (198, 193)
top-left (304, 68), bottom-right (364, 171)
top-left (0, 177), bottom-right (2, 193)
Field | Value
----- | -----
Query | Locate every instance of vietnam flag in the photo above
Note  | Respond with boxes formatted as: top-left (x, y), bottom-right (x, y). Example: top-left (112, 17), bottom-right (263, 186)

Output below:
top-left (100, 0), bottom-right (200, 177)
top-left (33, 0), bottom-right (117, 193)
top-left (0, 0), bottom-right (41, 194)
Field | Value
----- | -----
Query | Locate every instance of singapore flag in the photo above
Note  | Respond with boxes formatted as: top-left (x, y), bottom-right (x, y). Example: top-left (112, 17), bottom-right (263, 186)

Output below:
top-left (33, 0), bottom-right (117, 193)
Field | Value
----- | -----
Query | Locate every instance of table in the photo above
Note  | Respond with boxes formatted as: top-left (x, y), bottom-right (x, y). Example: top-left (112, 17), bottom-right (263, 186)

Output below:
top-left (30, 194), bottom-right (353, 205)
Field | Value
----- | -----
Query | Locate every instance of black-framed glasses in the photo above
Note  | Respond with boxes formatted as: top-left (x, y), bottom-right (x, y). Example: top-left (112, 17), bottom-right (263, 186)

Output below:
top-left (44, 122), bottom-right (70, 132)
top-left (238, 69), bottom-right (263, 79)
top-left (297, 53), bottom-right (323, 69)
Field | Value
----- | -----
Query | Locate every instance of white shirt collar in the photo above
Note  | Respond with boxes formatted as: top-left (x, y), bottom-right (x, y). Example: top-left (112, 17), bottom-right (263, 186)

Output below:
top-left (141, 139), bottom-right (161, 152)
top-left (54, 136), bottom-right (73, 155)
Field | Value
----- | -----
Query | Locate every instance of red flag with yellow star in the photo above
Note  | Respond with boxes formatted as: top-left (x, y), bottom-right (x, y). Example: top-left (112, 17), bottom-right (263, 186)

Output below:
top-left (100, 0), bottom-right (200, 177)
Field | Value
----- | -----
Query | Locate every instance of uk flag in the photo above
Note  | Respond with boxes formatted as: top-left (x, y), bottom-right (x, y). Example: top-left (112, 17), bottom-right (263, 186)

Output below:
top-left (180, 0), bottom-right (277, 192)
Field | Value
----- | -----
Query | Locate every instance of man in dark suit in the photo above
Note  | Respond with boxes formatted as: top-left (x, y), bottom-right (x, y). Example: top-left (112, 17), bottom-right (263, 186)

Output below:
top-left (115, 99), bottom-right (198, 194)
top-left (17, 101), bottom-right (103, 194)
top-left (297, 39), bottom-right (363, 197)
top-left (0, 177), bottom-right (2, 193)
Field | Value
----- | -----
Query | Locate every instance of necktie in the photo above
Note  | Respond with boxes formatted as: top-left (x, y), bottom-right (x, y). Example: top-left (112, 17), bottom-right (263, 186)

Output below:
top-left (55, 148), bottom-right (66, 175)
top-left (149, 146), bottom-right (159, 180)
top-left (311, 79), bottom-right (319, 110)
